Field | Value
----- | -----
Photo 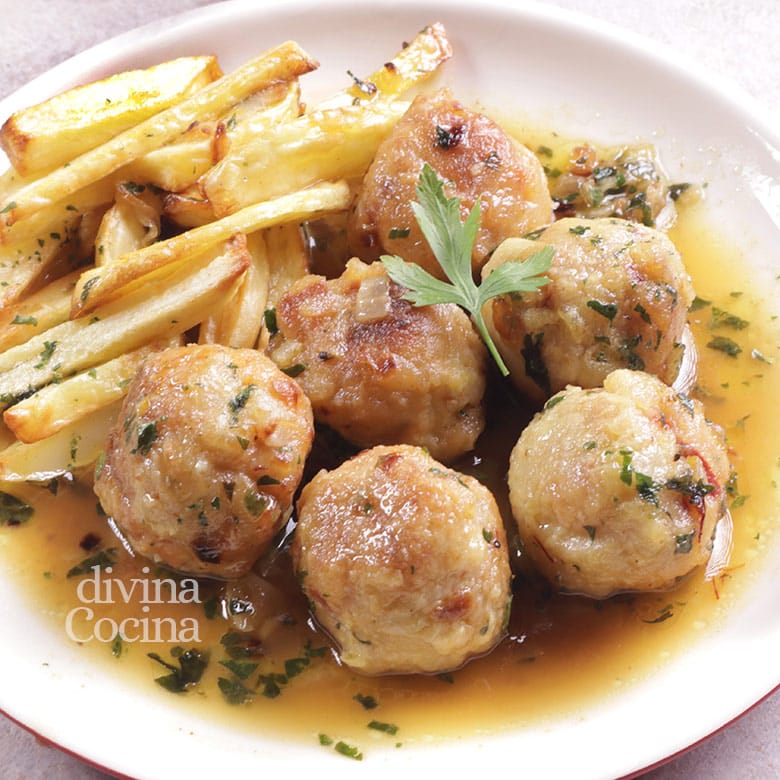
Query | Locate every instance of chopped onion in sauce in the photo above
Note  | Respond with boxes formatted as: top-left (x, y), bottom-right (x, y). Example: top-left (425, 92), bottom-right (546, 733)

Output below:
top-left (354, 273), bottom-right (392, 324)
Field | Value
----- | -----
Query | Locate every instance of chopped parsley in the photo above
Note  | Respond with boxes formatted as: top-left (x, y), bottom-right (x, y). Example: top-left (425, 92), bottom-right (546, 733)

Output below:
top-left (228, 384), bottom-right (255, 423)
top-left (0, 492), bottom-right (33, 526)
top-left (148, 646), bottom-right (209, 693)
top-left (11, 314), bottom-right (37, 326)
top-left (587, 299), bottom-right (618, 321)
top-left (368, 720), bottom-right (399, 735)
top-left (66, 548), bottom-right (117, 578)
top-left (707, 336), bottom-right (742, 357)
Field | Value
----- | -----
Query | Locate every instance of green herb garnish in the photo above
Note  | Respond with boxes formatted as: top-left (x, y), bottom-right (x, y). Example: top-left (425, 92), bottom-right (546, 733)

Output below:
top-left (587, 299), bottom-right (618, 321)
top-left (0, 491), bottom-right (33, 526)
top-left (281, 363), bottom-right (306, 377)
top-left (689, 296), bottom-right (711, 312)
top-left (334, 741), bottom-right (364, 761)
top-left (228, 384), bottom-right (255, 423)
top-left (66, 548), bottom-right (117, 578)
top-left (707, 336), bottom-right (742, 357)
top-left (217, 675), bottom-right (254, 704)
top-left (381, 164), bottom-right (553, 376)
top-left (134, 420), bottom-right (159, 455)
top-left (11, 314), bottom-right (37, 326)
top-left (711, 307), bottom-right (749, 330)
top-left (354, 692), bottom-right (378, 709)
top-left (368, 720), bottom-right (399, 735)
top-left (148, 647), bottom-right (209, 693)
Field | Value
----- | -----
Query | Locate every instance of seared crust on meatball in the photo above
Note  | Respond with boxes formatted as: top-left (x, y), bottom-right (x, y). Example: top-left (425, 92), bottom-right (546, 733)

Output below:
top-left (348, 89), bottom-right (553, 279)
top-left (507, 369), bottom-right (730, 598)
top-left (94, 344), bottom-right (314, 579)
top-left (267, 258), bottom-right (487, 463)
top-left (293, 445), bottom-right (512, 675)
top-left (482, 217), bottom-right (694, 402)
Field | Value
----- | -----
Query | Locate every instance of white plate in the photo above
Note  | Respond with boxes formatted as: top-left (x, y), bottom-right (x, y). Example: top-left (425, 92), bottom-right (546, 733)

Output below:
top-left (0, 1), bottom-right (778, 778)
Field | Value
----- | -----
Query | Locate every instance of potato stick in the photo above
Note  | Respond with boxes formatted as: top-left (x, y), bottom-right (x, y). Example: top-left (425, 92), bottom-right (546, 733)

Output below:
top-left (1, 175), bottom-right (116, 254)
top-left (0, 237), bottom-right (248, 408)
top-left (0, 215), bottom-right (81, 308)
top-left (199, 231), bottom-right (270, 349)
top-left (119, 124), bottom-right (219, 194)
top-left (94, 182), bottom-right (162, 266)
top-left (0, 269), bottom-right (80, 352)
top-left (222, 78), bottom-right (303, 149)
top-left (122, 80), bottom-right (302, 193)
top-left (72, 179), bottom-right (350, 316)
top-left (4, 337), bottom-right (178, 443)
top-left (0, 400), bottom-right (121, 482)
top-left (203, 100), bottom-right (405, 217)
top-left (321, 21), bottom-right (452, 108)
top-left (256, 223), bottom-right (309, 350)
top-left (162, 187), bottom-right (216, 229)
top-left (0, 41), bottom-right (318, 234)
top-left (264, 222), bottom-right (309, 308)
top-left (0, 56), bottom-right (222, 177)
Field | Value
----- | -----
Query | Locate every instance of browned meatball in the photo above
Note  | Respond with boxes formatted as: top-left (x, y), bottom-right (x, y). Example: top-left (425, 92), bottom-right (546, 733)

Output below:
top-left (508, 369), bottom-right (731, 598)
top-left (482, 217), bottom-right (694, 403)
top-left (293, 445), bottom-right (512, 675)
top-left (266, 258), bottom-right (487, 463)
top-left (94, 344), bottom-right (313, 579)
top-left (348, 89), bottom-right (553, 279)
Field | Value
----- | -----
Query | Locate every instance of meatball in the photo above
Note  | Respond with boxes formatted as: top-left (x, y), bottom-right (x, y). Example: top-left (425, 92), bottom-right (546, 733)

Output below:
top-left (266, 258), bottom-right (487, 463)
top-left (293, 445), bottom-right (512, 675)
top-left (482, 217), bottom-right (694, 403)
top-left (348, 89), bottom-right (553, 279)
top-left (94, 344), bottom-right (314, 579)
top-left (507, 369), bottom-right (731, 598)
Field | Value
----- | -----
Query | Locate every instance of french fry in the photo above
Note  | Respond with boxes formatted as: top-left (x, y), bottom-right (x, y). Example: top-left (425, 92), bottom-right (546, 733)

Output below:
top-left (264, 222), bottom-right (309, 308)
top-left (0, 400), bottom-right (121, 481)
top-left (3, 337), bottom-right (178, 443)
top-left (256, 222), bottom-right (310, 350)
top-left (0, 235), bottom-right (249, 408)
top-left (0, 218), bottom-right (79, 308)
top-left (202, 99), bottom-right (406, 217)
top-left (199, 231), bottom-right (270, 349)
top-left (0, 56), bottom-right (222, 177)
top-left (0, 41), bottom-right (318, 234)
top-left (162, 186), bottom-right (216, 229)
top-left (0, 175), bottom-right (114, 308)
top-left (0, 269), bottom-right (80, 352)
top-left (215, 78), bottom-right (303, 154)
top-left (121, 79), bottom-right (302, 193)
top-left (319, 22), bottom-right (452, 108)
top-left (71, 179), bottom-right (350, 316)
top-left (119, 122), bottom-right (220, 195)
top-left (94, 181), bottom-right (162, 266)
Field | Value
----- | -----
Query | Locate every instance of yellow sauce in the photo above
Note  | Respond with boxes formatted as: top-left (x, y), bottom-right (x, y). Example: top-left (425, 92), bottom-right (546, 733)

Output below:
top-left (0, 188), bottom-right (777, 755)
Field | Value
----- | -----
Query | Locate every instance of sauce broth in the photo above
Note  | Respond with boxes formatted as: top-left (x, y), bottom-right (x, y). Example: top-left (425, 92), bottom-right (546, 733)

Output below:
top-left (0, 159), bottom-right (778, 752)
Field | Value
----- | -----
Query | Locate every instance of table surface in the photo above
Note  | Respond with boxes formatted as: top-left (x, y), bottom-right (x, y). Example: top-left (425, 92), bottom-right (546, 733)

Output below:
top-left (0, 1), bottom-right (778, 778)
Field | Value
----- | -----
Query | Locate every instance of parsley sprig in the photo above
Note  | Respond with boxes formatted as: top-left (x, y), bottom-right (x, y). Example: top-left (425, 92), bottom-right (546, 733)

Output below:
top-left (381, 164), bottom-right (553, 376)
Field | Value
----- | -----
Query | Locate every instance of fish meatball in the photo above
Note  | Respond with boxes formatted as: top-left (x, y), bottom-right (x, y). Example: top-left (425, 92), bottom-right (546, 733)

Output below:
top-left (482, 217), bottom-right (694, 402)
top-left (94, 344), bottom-right (314, 579)
top-left (266, 258), bottom-right (487, 463)
top-left (507, 369), bottom-right (730, 598)
top-left (293, 445), bottom-right (512, 675)
top-left (348, 89), bottom-right (553, 279)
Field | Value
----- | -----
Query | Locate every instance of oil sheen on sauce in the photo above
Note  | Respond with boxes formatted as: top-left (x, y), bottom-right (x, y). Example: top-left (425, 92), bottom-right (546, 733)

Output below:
top-left (0, 194), bottom-right (777, 751)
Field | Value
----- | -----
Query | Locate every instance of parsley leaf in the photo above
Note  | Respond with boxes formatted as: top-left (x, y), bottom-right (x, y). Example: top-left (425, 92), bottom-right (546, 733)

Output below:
top-left (381, 164), bottom-right (553, 376)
